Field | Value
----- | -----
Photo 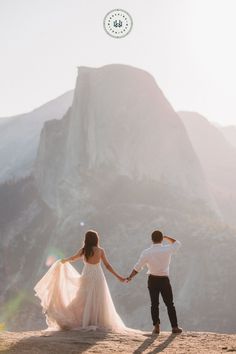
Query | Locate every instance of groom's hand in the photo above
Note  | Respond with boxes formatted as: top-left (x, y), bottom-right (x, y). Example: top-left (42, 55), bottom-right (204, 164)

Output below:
top-left (126, 269), bottom-right (137, 283)
top-left (125, 276), bottom-right (132, 283)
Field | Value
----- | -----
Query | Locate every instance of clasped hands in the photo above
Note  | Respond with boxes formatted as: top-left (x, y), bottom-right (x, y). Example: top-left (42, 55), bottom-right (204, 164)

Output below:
top-left (119, 275), bottom-right (132, 283)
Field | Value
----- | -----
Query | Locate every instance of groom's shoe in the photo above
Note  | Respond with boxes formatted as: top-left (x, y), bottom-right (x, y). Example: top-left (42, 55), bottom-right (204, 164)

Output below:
top-left (152, 323), bottom-right (160, 334)
top-left (172, 326), bottom-right (183, 334)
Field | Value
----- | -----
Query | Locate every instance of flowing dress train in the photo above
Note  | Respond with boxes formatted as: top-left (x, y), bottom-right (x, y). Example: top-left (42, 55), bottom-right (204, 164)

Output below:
top-left (34, 260), bottom-right (129, 333)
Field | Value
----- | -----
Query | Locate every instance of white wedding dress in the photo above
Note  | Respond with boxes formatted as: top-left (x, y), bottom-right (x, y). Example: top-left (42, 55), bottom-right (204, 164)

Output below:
top-left (34, 259), bottom-right (128, 333)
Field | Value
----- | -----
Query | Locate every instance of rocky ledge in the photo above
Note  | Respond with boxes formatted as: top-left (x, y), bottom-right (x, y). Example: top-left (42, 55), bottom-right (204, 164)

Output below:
top-left (0, 330), bottom-right (235, 353)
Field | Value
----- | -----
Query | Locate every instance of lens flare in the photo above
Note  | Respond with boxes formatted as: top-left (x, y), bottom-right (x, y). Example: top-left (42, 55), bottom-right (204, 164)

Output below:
top-left (0, 290), bottom-right (27, 331)
top-left (0, 322), bottom-right (6, 331)
top-left (80, 221), bottom-right (85, 226)
top-left (45, 247), bottom-right (64, 267)
top-left (45, 255), bottom-right (57, 266)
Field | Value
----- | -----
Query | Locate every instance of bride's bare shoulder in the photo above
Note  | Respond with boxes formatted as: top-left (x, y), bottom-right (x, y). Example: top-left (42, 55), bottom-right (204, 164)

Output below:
top-left (92, 246), bottom-right (103, 253)
top-left (97, 247), bottom-right (106, 256)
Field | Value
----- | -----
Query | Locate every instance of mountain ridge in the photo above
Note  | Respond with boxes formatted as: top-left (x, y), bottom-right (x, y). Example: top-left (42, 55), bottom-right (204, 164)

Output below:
top-left (0, 90), bottom-right (73, 183)
top-left (179, 110), bottom-right (236, 226)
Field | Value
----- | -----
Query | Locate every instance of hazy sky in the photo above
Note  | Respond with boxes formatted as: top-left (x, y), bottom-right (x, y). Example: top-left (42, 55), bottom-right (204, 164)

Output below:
top-left (1, 0), bottom-right (236, 126)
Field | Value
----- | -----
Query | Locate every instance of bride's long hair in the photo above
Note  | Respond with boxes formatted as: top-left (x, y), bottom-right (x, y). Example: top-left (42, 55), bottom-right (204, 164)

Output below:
top-left (82, 230), bottom-right (99, 260)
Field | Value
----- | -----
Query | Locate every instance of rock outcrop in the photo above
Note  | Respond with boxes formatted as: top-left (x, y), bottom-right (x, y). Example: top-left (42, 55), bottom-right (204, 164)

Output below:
top-left (1, 330), bottom-right (236, 354)
top-left (34, 65), bottom-right (213, 212)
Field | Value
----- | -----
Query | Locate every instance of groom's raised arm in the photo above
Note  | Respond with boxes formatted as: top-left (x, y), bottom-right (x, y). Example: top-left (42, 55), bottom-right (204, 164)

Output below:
top-left (163, 235), bottom-right (181, 253)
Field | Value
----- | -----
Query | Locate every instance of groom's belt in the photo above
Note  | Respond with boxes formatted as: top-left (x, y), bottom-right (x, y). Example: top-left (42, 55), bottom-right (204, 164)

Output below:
top-left (149, 274), bottom-right (169, 278)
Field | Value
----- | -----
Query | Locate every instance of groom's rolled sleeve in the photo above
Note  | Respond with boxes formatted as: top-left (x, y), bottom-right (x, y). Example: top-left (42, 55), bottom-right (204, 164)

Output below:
top-left (134, 251), bottom-right (147, 272)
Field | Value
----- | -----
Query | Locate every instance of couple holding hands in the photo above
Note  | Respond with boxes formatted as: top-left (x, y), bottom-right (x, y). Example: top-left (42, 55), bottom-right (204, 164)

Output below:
top-left (34, 229), bottom-right (182, 334)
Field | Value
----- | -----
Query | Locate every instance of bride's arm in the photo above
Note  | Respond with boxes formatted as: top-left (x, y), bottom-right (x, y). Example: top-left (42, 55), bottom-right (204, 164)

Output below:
top-left (101, 249), bottom-right (125, 282)
top-left (61, 248), bottom-right (83, 263)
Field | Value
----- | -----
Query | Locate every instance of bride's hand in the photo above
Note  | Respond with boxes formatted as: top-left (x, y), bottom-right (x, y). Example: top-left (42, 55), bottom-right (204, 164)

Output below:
top-left (118, 276), bottom-right (126, 282)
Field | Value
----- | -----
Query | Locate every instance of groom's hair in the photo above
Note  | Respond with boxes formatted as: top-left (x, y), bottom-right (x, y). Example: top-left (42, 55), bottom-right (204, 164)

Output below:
top-left (152, 230), bottom-right (163, 243)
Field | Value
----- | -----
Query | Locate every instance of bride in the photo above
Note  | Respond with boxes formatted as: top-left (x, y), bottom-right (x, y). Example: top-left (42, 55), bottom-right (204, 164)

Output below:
top-left (34, 230), bottom-right (128, 332)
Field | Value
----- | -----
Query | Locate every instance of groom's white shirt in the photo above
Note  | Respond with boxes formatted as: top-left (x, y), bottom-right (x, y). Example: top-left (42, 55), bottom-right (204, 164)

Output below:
top-left (134, 241), bottom-right (181, 276)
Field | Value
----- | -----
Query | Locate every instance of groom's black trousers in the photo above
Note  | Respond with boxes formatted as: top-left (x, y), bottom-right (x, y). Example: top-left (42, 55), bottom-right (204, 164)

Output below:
top-left (148, 274), bottom-right (178, 328)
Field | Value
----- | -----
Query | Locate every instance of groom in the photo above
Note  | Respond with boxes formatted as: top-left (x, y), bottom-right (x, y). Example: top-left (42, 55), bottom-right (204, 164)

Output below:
top-left (126, 230), bottom-right (182, 334)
